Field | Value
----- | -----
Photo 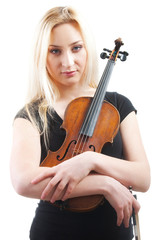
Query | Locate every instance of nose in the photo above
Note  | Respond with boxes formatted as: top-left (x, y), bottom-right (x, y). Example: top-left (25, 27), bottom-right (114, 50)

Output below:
top-left (61, 51), bottom-right (74, 68)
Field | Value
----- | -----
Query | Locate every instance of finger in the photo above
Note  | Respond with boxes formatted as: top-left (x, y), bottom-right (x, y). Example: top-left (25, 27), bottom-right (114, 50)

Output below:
top-left (123, 205), bottom-right (132, 228)
top-left (50, 180), bottom-right (68, 203)
top-left (31, 168), bottom-right (55, 184)
top-left (41, 176), bottom-right (60, 200)
top-left (117, 209), bottom-right (124, 227)
top-left (61, 181), bottom-right (76, 201)
top-left (132, 197), bottom-right (141, 215)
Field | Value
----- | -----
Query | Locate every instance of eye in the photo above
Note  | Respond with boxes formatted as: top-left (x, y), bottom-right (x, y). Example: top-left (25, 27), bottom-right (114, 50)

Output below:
top-left (49, 48), bottom-right (61, 55)
top-left (72, 45), bottom-right (83, 52)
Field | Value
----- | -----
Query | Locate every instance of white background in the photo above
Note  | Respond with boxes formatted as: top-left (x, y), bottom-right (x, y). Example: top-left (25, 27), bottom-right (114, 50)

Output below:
top-left (0, 0), bottom-right (160, 239)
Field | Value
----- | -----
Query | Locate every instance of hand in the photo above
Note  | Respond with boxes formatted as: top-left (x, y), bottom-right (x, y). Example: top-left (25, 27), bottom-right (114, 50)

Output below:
top-left (103, 177), bottom-right (140, 228)
top-left (31, 152), bottom-right (92, 203)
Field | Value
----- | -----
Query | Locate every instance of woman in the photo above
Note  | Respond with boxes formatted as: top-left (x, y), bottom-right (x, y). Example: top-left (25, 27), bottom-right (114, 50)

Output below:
top-left (10, 6), bottom-right (150, 240)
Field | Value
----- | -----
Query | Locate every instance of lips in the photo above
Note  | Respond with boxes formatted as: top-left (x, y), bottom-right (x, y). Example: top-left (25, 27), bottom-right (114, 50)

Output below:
top-left (61, 70), bottom-right (77, 77)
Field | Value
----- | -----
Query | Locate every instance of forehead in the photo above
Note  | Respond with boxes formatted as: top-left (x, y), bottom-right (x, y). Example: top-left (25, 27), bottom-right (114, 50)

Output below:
top-left (50, 22), bottom-right (83, 44)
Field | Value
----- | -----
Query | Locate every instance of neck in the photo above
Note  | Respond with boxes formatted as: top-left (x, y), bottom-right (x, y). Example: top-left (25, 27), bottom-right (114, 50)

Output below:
top-left (56, 84), bottom-right (95, 103)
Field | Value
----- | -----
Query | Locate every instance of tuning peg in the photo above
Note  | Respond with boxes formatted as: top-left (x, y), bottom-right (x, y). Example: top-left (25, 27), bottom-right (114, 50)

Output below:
top-left (120, 54), bottom-right (127, 61)
top-left (119, 51), bottom-right (129, 61)
top-left (103, 48), bottom-right (112, 53)
top-left (100, 52), bottom-right (108, 59)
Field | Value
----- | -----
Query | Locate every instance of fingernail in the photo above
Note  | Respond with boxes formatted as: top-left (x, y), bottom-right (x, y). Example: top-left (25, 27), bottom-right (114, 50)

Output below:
top-left (41, 193), bottom-right (45, 200)
top-left (31, 178), bottom-right (37, 184)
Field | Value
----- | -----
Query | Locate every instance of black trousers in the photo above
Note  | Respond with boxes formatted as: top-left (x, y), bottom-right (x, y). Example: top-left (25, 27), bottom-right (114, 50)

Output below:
top-left (30, 200), bottom-right (134, 240)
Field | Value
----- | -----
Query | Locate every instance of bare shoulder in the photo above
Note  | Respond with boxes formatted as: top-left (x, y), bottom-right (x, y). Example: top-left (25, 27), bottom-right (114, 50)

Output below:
top-left (11, 118), bottom-right (41, 165)
top-left (120, 111), bottom-right (140, 135)
top-left (13, 118), bottom-right (39, 139)
top-left (10, 118), bottom-right (42, 195)
top-left (120, 111), bottom-right (147, 162)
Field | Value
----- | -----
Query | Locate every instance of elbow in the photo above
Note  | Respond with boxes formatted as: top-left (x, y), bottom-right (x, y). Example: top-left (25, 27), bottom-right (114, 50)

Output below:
top-left (144, 165), bottom-right (151, 192)
top-left (142, 174), bottom-right (151, 192)
top-left (139, 168), bottom-right (151, 193)
top-left (132, 165), bottom-right (151, 193)
top-left (141, 179), bottom-right (151, 192)
top-left (11, 178), bottom-right (26, 197)
top-left (10, 171), bottom-right (30, 197)
top-left (132, 178), bottom-right (150, 193)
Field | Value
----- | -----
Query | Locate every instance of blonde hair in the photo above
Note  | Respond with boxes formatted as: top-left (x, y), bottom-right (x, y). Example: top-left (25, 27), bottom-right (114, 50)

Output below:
top-left (25, 6), bottom-right (99, 146)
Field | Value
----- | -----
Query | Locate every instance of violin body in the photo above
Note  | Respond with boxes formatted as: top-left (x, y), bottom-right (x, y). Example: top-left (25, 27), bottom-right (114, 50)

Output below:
top-left (41, 97), bottom-right (120, 211)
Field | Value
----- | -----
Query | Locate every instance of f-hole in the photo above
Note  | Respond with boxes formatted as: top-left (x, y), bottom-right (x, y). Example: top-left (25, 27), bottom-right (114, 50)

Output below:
top-left (57, 140), bottom-right (77, 161)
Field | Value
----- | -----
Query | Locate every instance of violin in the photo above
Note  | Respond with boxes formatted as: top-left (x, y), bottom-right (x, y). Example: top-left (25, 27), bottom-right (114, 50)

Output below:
top-left (41, 38), bottom-right (128, 211)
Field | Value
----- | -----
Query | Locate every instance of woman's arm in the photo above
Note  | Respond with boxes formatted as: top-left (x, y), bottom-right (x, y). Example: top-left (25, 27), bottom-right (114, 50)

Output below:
top-left (10, 118), bottom-right (96, 200)
top-left (10, 117), bottom-right (140, 227)
top-left (32, 111), bottom-right (150, 200)
top-left (67, 174), bottom-right (140, 228)
top-left (10, 118), bottom-right (53, 199)
top-left (90, 111), bottom-right (151, 192)
top-left (9, 118), bottom-right (110, 200)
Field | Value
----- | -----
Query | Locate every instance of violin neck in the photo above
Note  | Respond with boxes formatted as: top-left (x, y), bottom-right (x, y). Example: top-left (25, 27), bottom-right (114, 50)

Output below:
top-left (95, 59), bottom-right (115, 102)
top-left (80, 60), bottom-right (115, 137)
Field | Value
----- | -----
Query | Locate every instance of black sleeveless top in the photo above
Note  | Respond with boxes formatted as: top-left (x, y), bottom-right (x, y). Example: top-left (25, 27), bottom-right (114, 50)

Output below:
top-left (15, 92), bottom-right (136, 240)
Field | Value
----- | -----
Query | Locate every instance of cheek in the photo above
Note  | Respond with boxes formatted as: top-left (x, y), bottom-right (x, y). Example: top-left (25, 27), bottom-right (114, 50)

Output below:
top-left (46, 56), bottom-right (51, 72)
top-left (46, 57), bottom-right (57, 77)
top-left (79, 50), bottom-right (87, 70)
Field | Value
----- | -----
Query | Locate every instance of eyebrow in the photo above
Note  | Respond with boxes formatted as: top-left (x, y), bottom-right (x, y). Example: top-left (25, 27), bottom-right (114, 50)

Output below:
top-left (49, 40), bottom-right (83, 47)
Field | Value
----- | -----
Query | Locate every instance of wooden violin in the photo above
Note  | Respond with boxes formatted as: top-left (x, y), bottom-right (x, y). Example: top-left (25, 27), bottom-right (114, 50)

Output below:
top-left (41, 38), bottom-right (128, 212)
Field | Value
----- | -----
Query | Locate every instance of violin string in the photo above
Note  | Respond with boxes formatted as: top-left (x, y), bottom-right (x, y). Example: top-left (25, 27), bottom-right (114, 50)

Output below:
top-left (79, 62), bottom-right (109, 135)
top-left (72, 67), bottom-right (107, 155)
top-left (71, 133), bottom-right (88, 157)
top-left (89, 60), bottom-right (113, 129)
top-left (72, 60), bottom-right (114, 157)
top-left (71, 121), bottom-right (89, 157)
top-left (88, 60), bottom-right (113, 134)
top-left (79, 135), bottom-right (89, 154)
top-left (81, 60), bottom-right (113, 136)
top-left (74, 60), bottom-right (113, 156)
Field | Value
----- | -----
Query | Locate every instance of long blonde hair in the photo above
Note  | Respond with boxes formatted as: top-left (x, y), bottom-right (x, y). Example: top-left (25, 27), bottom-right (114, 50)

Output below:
top-left (26, 6), bottom-right (99, 146)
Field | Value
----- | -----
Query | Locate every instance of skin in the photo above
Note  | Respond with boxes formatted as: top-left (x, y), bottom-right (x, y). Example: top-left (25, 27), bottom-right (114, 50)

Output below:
top-left (10, 23), bottom-right (150, 228)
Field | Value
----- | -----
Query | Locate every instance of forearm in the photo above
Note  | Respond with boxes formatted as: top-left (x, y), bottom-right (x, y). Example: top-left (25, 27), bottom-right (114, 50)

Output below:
top-left (90, 151), bottom-right (150, 192)
top-left (67, 173), bottom-right (105, 199)
top-left (88, 110), bottom-right (151, 192)
top-left (12, 165), bottom-right (105, 201)
top-left (11, 166), bottom-right (53, 200)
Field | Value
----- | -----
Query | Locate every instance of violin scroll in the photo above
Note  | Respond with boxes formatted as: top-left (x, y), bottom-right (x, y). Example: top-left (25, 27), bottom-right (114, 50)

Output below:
top-left (100, 38), bottom-right (129, 62)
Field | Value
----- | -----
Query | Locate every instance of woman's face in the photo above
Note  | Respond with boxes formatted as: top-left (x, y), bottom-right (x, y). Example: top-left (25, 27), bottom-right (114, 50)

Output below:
top-left (47, 22), bottom-right (87, 89)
